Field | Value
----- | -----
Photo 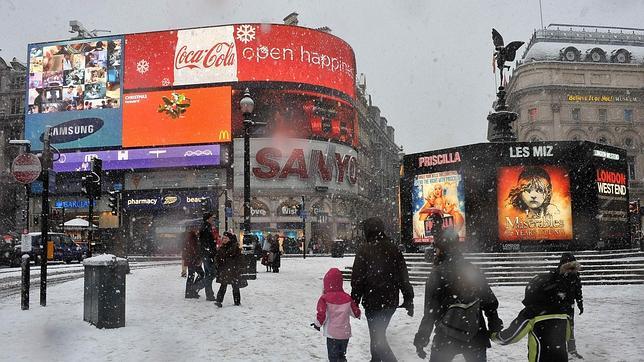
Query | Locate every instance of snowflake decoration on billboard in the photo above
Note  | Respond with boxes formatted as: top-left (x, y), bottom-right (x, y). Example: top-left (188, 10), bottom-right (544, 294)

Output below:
top-left (236, 25), bottom-right (256, 44)
top-left (161, 78), bottom-right (170, 86)
top-left (136, 59), bottom-right (150, 74)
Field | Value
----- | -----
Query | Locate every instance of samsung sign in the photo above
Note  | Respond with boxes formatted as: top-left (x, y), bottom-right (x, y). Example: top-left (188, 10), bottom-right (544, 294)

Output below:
top-left (53, 144), bottom-right (222, 172)
top-left (25, 108), bottom-right (121, 151)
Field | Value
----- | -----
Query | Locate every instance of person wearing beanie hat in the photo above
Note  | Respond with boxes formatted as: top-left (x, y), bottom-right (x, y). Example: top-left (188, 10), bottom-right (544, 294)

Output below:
top-left (557, 253), bottom-right (584, 359)
top-left (414, 225), bottom-right (503, 361)
top-left (492, 252), bottom-right (583, 361)
top-left (214, 232), bottom-right (247, 307)
top-left (350, 217), bottom-right (414, 362)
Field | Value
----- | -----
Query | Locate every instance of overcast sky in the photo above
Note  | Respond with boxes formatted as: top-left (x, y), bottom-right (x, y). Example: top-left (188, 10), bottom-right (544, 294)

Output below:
top-left (1, 0), bottom-right (642, 153)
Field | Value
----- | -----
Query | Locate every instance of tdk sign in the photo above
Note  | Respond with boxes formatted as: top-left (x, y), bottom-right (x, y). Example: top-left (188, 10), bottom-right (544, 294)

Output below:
top-left (40, 118), bottom-right (104, 143)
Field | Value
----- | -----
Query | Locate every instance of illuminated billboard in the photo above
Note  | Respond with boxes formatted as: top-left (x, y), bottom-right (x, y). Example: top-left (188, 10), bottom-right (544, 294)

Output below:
top-left (124, 24), bottom-right (356, 97)
top-left (412, 171), bottom-right (466, 243)
top-left (497, 165), bottom-right (573, 241)
top-left (400, 142), bottom-right (630, 252)
top-left (26, 37), bottom-right (123, 150)
top-left (122, 86), bottom-right (231, 147)
top-left (231, 88), bottom-right (357, 146)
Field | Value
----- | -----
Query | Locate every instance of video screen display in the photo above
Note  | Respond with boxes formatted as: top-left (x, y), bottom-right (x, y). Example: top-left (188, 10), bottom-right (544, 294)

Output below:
top-left (231, 88), bottom-right (357, 146)
top-left (595, 167), bottom-right (629, 240)
top-left (412, 170), bottom-right (466, 243)
top-left (122, 86), bottom-right (231, 147)
top-left (497, 165), bottom-right (573, 241)
top-left (27, 37), bottom-right (122, 114)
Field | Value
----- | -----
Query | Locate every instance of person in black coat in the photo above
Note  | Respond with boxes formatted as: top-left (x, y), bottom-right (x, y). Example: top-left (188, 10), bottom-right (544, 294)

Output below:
top-left (270, 235), bottom-right (281, 273)
top-left (199, 212), bottom-right (217, 301)
top-left (555, 253), bottom-right (584, 359)
top-left (492, 252), bottom-right (581, 361)
top-left (183, 224), bottom-right (204, 299)
top-left (214, 232), bottom-right (247, 307)
top-left (351, 217), bottom-right (414, 362)
top-left (413, 230), bottom-right (503, 361)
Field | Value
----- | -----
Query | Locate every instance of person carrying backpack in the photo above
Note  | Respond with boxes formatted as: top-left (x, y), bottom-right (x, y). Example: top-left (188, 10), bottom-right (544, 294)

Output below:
top-left (413, 227), bottom-right (503, 362)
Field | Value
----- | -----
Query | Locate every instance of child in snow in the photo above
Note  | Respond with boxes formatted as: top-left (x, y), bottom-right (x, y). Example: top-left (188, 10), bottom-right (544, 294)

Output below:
top-left (311, 268), bottom-right (361, 362)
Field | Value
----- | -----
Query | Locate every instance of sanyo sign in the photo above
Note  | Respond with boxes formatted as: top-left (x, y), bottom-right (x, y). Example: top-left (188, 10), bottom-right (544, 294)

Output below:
top-left (235, 138), bottom-right (358, 192)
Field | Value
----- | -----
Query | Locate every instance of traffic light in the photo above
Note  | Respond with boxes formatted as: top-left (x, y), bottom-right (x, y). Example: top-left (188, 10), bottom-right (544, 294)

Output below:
top-left (81, 174), bottom-right (91, 197)
top-left (107, 190), bottom-right (120, 215)
top-left (90, 158), bottom-right (102, 199)
top-left (21, 209), bottom-right (27, 222)
top-left (201, 198), bottom-right (210, 213)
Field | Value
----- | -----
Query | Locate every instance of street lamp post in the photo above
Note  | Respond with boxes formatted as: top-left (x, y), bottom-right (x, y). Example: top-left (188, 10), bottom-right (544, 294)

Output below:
top-left (240, 89), bottom-right (255, 237)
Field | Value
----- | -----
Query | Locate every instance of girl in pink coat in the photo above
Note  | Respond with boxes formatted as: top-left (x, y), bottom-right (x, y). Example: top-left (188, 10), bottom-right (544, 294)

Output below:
top-left (312, 268), bottom-right (361, 361)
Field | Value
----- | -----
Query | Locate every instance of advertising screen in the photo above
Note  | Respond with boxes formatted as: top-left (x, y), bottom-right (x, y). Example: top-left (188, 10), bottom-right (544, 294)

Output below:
top-left (53, 144), bottom-right (221, 172)
top-left (26, 36), bottom-right (123, 150)
top-left (412, 171), bottom-right (466, 243)
top-left (595, 167), bottom-right (629, 240)
top-left (231, 88), bottom-right (357, 146)
top-left (124, 24), bottom-right (356, 97)
top-left (497, 165), bottom-right (573, 241)
top-left (122, 86), bottom-right (231, 147)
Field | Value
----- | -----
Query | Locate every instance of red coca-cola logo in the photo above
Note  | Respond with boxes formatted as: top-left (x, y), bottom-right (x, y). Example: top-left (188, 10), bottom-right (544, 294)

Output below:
top-left (175, 42), bottom-right (236, 70)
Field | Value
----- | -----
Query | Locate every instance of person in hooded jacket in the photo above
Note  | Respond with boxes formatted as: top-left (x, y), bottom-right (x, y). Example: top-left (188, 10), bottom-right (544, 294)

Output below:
top-left (413, 227), bottom-right (503, 362)
top-left (270, 235), bottom-right (282, 273)
top-left (491, 252), bottom-right (581, 362)
top-left (311, 268), bottom-right (362, 362)
top-left (183, 224), bottom-right (204, 299)
top-left (351, 217), bottom-right (414, 362)
top-left (556, 253), bottom-right (584, 359)
top-left (199, 212), bottom-right (217, 301)
top-left (214, 232), bottom-right (247, 307)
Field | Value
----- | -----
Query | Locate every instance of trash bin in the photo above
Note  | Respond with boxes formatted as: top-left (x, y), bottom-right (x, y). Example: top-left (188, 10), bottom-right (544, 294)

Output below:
top-left (241, 235), bottom-right (258, 280)
top-left (83, 254), bottom-right (128, 329)
top-left (331, 239), bottom-right (345, 258)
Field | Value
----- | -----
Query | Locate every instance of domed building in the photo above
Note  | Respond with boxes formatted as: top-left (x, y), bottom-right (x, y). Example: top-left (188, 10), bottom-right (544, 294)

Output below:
top-left (506, 24), bottom-right (644, 207)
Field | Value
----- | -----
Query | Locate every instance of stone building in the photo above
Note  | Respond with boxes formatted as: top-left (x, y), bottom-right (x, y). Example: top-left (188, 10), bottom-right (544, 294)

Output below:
top-left (0, 57), bottom-right (27, 233)
top-left (506, 24), bottom-right (644, 203)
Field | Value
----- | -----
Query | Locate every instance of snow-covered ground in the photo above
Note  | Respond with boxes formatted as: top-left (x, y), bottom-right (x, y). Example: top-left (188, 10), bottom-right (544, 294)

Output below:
top-left (1, 257), bottom-right (643, 362)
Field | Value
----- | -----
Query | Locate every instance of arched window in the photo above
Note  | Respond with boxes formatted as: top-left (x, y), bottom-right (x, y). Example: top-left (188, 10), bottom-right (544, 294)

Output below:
top-left (529, 135), bottom-right (542, 142)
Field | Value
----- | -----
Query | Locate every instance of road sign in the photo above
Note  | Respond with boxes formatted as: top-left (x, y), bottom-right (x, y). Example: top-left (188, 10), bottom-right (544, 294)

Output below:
top-left (11, 153), bottom-right (42, 184)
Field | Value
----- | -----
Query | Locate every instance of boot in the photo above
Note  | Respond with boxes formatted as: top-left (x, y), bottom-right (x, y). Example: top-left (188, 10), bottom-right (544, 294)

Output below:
top-left (214, 301), bottom-right (223, 308)
top-left (569, 351), bottom-right (584, 359)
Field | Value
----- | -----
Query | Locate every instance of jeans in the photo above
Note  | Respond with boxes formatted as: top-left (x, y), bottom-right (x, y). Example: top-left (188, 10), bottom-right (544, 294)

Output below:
top-left (327, 338), bottom-right (349, 362)
top-left (202, 257), bottom-right (216, 299)
top-left (567, 310), bottom-right (577, 353)
top-left (216, 283), bottom-right (240, 305)
top-left (365, 308), bottom-right (397, 362)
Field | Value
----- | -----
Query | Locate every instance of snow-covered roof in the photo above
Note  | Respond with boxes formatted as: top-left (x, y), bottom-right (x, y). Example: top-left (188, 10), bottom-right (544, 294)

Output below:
top-left (522, 41), bottom-right (644, 65)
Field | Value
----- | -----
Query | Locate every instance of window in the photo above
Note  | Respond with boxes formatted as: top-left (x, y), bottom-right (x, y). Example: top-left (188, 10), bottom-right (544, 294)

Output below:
top-left (10, 98), bottom-right (23, 114)
top-left (571, 108), bottom-right (580, 122)
top-left (624, 138), bottom-right (633, 148)
top-left (528, 108), bottom-right (538, 122)
top-left (598, 108), bottom-right (607, 122)
top-left (598, 136), bottom-right (608, 144)
top-left (529, 135), bottom-right (542, 142)
top-left (624, 109), bottom-right (633, 122)
top-left (10, 76), bottom-right (25, 90)
top-left (627, 156), bottom-right (636, 180)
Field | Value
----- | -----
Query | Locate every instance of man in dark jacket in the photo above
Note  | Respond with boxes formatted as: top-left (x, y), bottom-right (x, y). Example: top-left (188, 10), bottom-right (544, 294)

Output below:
top-left (351, 217), bottom-right (414, 362)
top-left (199, 212), bottom-right (217, 301)
top-left (413, 229), bottom-right (503, 361)
top-left (557, 253), bottom-right (584, 359)
top-left (491, 252), bottom-right (581, 362)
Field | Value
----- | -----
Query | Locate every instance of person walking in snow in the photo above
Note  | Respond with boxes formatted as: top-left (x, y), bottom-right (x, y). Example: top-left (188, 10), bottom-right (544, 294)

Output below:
top-left (270, 234), bottom-right (282, 273)
top-left (214, 232), bottom-right (247, 307)
top-left (351, 217), bottom-right (414, 362)
top-left (183, 223), bottom-right (204, 299)
top-left (413, 227), bottom-right (503, 361)
top-left (491, 252), bottom-right (582, 361)
top-left (199, 212), bottom-right (217, 301)
top-left (311, 268), bottom-right (361, 362)
top-left (558, 253), bottom-right (584, 359)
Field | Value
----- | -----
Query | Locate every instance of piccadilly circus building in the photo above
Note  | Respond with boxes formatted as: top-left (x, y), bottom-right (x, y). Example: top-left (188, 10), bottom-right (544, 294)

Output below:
top-left (23, 22), bottom-right (401, 254)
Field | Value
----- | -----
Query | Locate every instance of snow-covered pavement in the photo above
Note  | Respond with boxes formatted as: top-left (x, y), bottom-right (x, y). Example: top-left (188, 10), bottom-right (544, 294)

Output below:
top-left (1, 257), bottom-right (643, 361)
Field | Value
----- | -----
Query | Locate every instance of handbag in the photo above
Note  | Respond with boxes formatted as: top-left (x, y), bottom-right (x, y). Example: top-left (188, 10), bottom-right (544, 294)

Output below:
top-left (436, 299), bottom-right (481, 342)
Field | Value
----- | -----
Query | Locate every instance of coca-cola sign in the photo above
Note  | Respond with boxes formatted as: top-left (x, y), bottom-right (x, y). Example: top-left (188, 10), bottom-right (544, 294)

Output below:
top-left (174, 42), bottom-right (235, 70)
top-left (173, 27), bottom-right (238, 85)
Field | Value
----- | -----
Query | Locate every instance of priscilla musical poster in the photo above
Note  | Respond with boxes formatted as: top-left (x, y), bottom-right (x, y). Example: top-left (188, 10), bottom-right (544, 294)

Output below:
top-left (412, 170), bottom-right (466, 243)
top-left (497, 165), bottom-right (573, 241)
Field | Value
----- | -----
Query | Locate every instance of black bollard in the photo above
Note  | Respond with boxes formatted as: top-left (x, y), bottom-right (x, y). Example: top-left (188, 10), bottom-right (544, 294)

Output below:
top-left (21, 254), bottom-right (30, 310)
